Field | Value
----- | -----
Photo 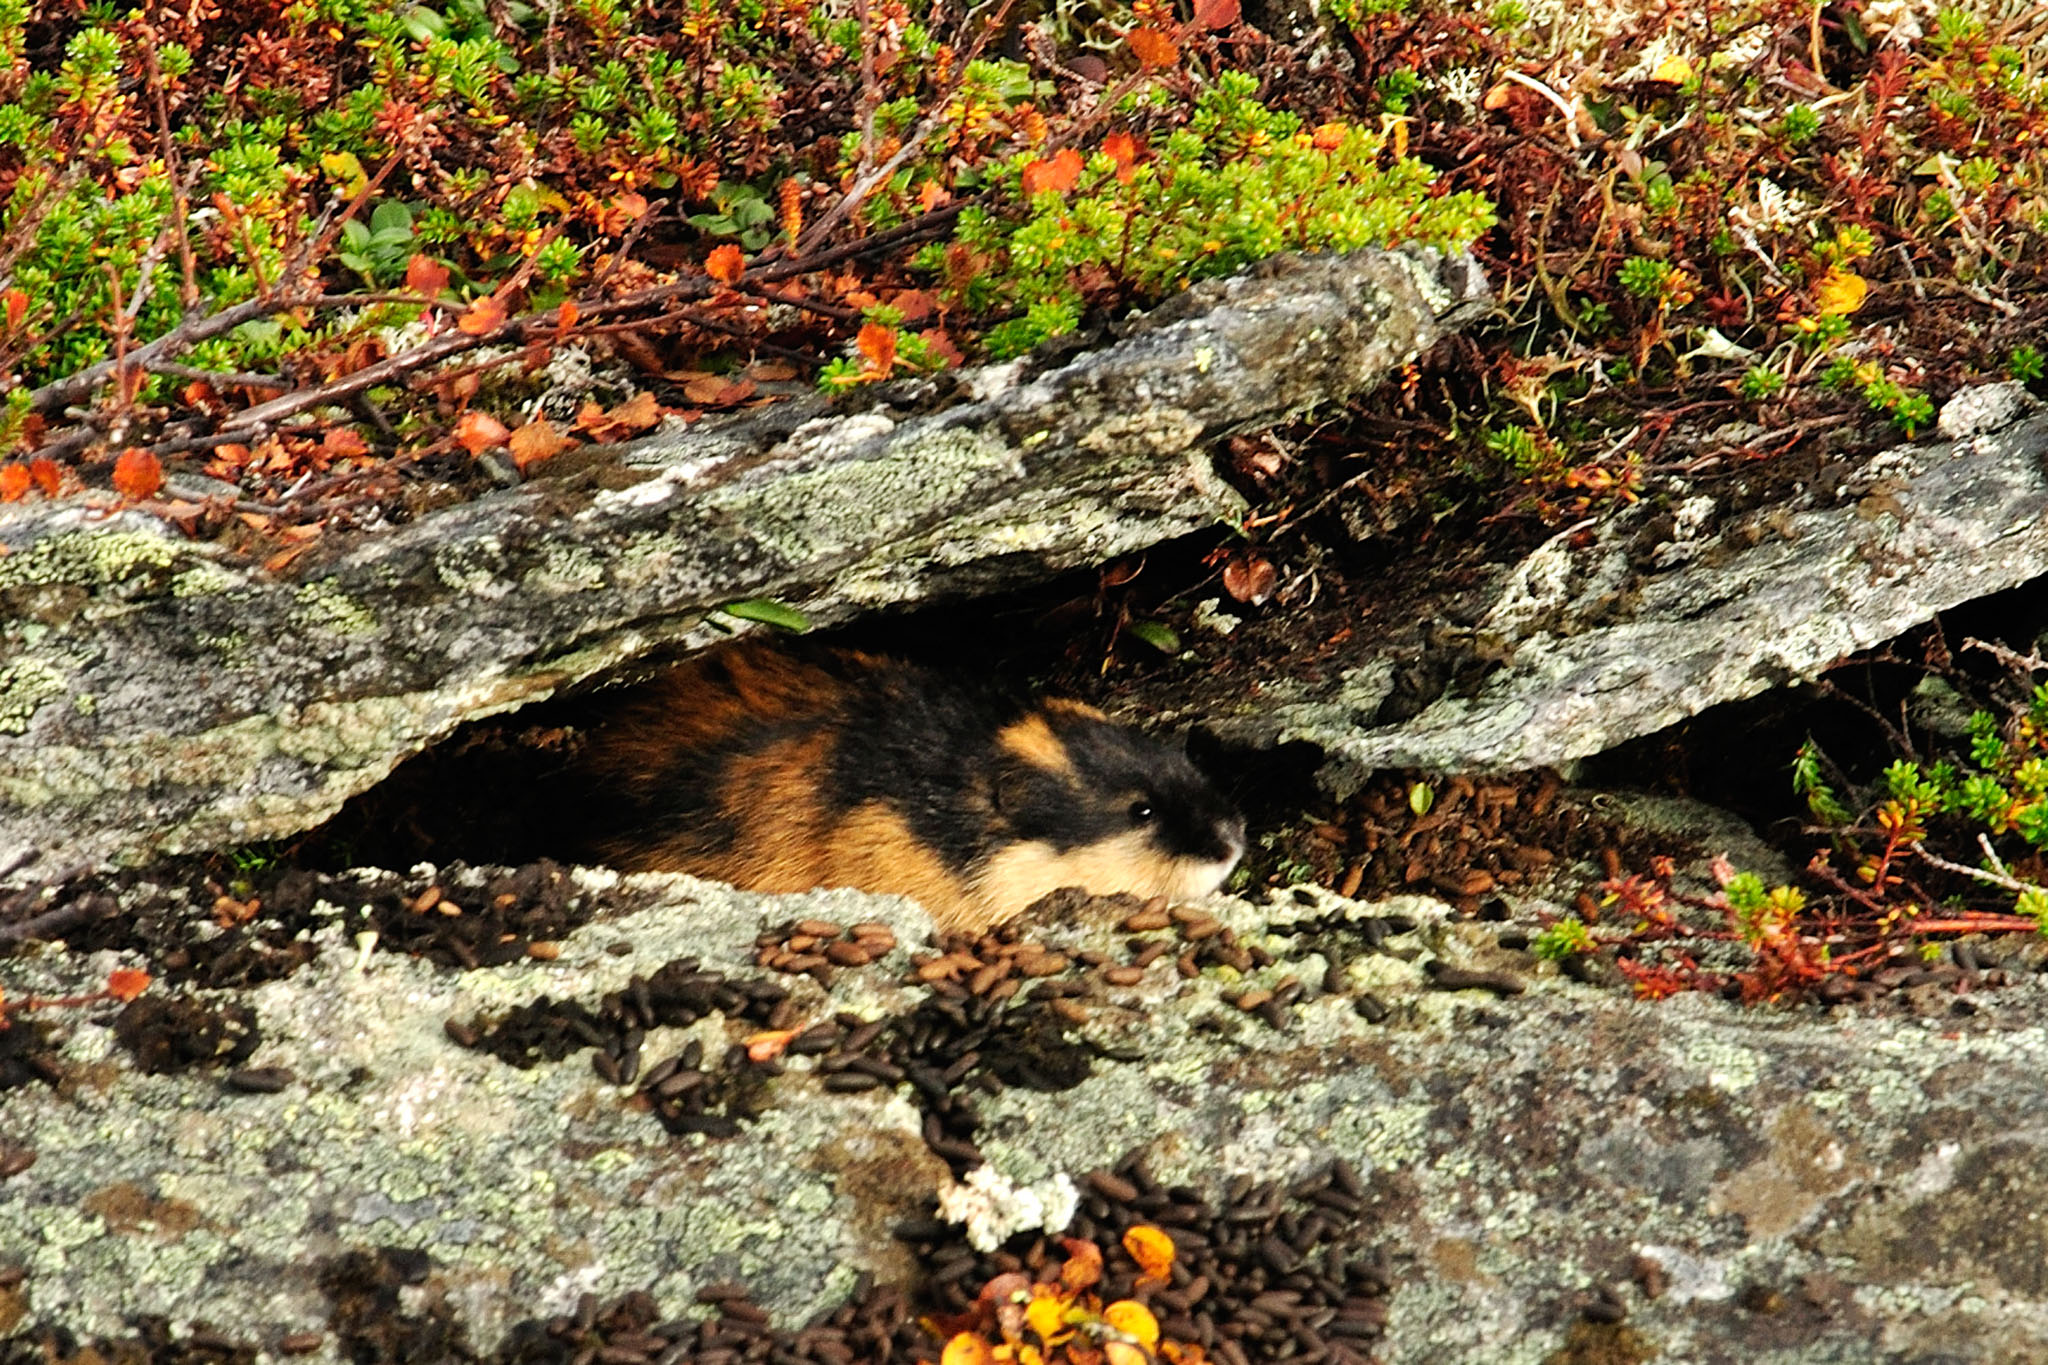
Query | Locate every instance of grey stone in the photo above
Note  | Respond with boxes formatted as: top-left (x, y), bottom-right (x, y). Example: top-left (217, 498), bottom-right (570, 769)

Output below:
top-left (8, 869), bottom-right (2048, 1363)
top-left (0, 248), bottom-right (1489, 872)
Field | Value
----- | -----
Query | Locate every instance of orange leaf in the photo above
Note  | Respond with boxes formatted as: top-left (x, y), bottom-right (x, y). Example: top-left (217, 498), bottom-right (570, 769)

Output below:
top-left (105, 968), bottom-right (151, 1002)
top-left (1312, 122), bottom-right (1348, 151)
top-left (453, 410), bottom-right (511, 454)
top-left (1122, 1225), bottom-right (1176, 1281)
top-left (706, 243), bottom-right (746, 283)
top-left (0, 464), bottom-right (27, 502)
top-left (1126, 27), bottom-right (1178, 68)
top-left (1102, 1302), bottom-right (1159, 1348)
top-left (1193, 0), bottom-right (1239, 27)
top-left (459, 294), bottom-right (508, 335)
top-left (607, 391), bottom-right (662, 432)
top-left (508, 418), bottom-right (572, 471)
top-left (1102, 132), bottom-right (1139, 172)
top-left (2, 288), bottom-right (25, 331)
top-left (1021, 147), bottom-right (1085, 196)
top-left (1220, 553), bottom-right (1277, 604)
top-left (857, 322), bottom-right (899, 378)
top-left (746, 1028), bottom-right (798, 1062)
top-left (111, 448), bottom-right (162, 500)
top-left (324, 427), bottom-right (371, 458)
top-left (557, 299), bottom-right (580, 333)
top-left (1058, 1237), bottom-right (1104, 1291)
top-left (405, 254), bottom-right (449, 299)
top-left (27, 457), bottom-right (61, 496)
top-left (941, 1334), bottom-right (994, 1365)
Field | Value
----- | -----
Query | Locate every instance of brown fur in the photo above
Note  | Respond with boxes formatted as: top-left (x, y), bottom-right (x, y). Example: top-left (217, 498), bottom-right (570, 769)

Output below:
top-left (574, 642), bottom-right (1241, 933)
top-left (995, 714), bottom-right (1076, 778)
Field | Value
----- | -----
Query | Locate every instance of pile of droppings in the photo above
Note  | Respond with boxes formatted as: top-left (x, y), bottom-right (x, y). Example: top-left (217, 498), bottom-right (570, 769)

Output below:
top-left (0, 1151), bottom-right (1394, 1365)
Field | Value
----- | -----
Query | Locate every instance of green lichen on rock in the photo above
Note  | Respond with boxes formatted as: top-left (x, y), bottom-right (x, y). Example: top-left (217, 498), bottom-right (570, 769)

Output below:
top-left (0, 654), bottom-right (65, 733)
top-left (0, 526), bottom-right (187, 599)
top-left (292, 581), bottom-right (378, 636)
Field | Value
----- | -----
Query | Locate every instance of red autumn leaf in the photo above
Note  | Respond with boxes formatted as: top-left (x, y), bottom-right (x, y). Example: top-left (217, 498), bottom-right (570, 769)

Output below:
top-left (111, 448), bottom-right (162, 500)
top-left (1058, 1237), bottom-right (1105, 1290)
top-left (405, 253), bottom-right (449, 299)
top-left (607, 391), bottom-right (662, 432)
top-left (1220, 553), bottom-right (1277, 604)
top-left (27, 458), bottom-right (61, 496)
top-left (324, 427), bottom-right (371, 458)
top-left (1193, 0), bottom-right (1240, 27)
top-left (1102, 132), bottom-right (1139, 173)
top-left (2, 288), bottom-right (25, 331)
top-left (1312, 122), bottom-right (1348, 151)
top-left (453, 410), bottom-right (511, 454)
top-left (507, 418), bottom-right (572, 471)
top-left (705, 243), bottom-right (746, 283)
top-left (1021, 147), bottom-right (1084, 196)
top-left (924, 329), bottom-right (964, 368)
top-left (556, 299), bottom-right (579, 334)
top-left (105, 968), bottom-right (151, 1002)
top-left (0, 464), bottom-right (27, 502)
top-left (682, 376), bottom-right (757, 407)
top-left (857, 322), bottom-right (898, 377)
top-left (459, 294), bottom-right (508, 335)
top-left (1126, 27), bottom-right (1178, 68)
top-left (890, 289), bottom-right (938, 324)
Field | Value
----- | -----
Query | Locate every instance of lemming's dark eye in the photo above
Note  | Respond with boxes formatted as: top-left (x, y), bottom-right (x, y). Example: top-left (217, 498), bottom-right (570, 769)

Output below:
top-left (1129, 801), bottom-right (1155, 823)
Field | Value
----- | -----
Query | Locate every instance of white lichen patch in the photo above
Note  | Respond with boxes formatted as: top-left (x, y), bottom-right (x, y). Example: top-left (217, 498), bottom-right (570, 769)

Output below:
top-left (936, 1165), bottom-right (1081, 1252)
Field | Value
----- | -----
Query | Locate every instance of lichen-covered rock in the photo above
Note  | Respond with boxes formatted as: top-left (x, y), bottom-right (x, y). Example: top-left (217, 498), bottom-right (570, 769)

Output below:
top-left (0, 248), bottom-right (1489, 871)
top-left (1215, 401), bottom-right (2048, 791)
top-left (8, 868), bottom-right (2048, 1363)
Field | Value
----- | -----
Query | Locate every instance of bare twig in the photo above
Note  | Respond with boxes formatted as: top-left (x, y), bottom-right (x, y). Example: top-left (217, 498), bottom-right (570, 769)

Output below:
top-left (1914, 841), bottom-right (2035, 897)
top-left (0, 894), bottom-right (113, 946)
top-left (143, 359), bottom-right (294, 389)
top-left (142, 40), bottom-right (200, 309)
top-left (1963, 636), bottom-right (2048, 673)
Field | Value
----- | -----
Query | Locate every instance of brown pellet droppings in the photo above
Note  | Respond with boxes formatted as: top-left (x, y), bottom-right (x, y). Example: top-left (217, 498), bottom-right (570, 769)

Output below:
top-left (850, 921), bottom-right (893, 939)
top-left (1086, 1170), bottom-right (1141, 1202)
top-left (1122, 907), bottom-right (1173, 932)
top-left (0, 1146), bottom-right (36, 1179)
top-left (277, 1334), bottom-right (325, 1356)
top-left (1234, 988), bottom-right (1274, 1011)
top-left (1177, 952), bottom-right (1199, 979)
top-left (969, 961), bottom-right (1011, 995)
top-left (1425, 962), bottom-right (1526, 996)
top-left (1017, 953), bottom-right (1070, 978)
top-left (825, 941), bottom-right (873, 967)
top-left (784, 934), bottom-right (820, 952)
top-left (795, 919), bottom-right (844, 939)
top-left (1049, 998), bottom-right (1092, 1025)
top-left (225, 1066), bottom-right (294, 1094)
top-left (1179, 916), bottom-right (1224, 942)
top-left (527, 941), bottom-right (562, 961)
top-left (1102, 966), bottom-right (1146, 987)
top-left (1132, 940), bottom-right (1172, 969)
top-left (1336, 864), bottom-right (1364, 899)
top-left (408, 886), bottom-right (443, 915)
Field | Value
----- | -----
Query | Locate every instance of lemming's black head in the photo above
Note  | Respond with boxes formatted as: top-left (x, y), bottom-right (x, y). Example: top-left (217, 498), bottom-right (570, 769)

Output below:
top-left (994, 702), bottom-right (1246, 870)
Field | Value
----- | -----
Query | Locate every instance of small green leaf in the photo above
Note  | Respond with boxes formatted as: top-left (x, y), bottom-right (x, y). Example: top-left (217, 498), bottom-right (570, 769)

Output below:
top-left (1408, 781), bottom-right (1434, 816)
top-left (721, 599), bottom-right (811, 632)
top-left (1127, 620), bottom-right (1180, 653)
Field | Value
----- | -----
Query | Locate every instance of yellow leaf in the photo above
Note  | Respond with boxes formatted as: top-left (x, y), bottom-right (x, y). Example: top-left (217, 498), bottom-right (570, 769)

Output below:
top-left (1103, 1343), bottom-right (1146, 1365)
top-left (1122, 1225), bottom-right (1176, 1281)
top-left (1025, 1291), bottom-right (1070, 1345)
top-left (1815, 267), bottom-right (1868, 316)
top-left (943, 1333), bottom-right (995, 1365)
top-left (1102, 1302), bottom-right (1159, 1348)
top-left (321, 150), bottom-right (368, 200)
top-left (1649, 55), bottom-right (1693, 84)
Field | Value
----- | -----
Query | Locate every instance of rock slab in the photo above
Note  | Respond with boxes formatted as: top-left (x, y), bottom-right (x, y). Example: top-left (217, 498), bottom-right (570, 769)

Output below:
top-left (0, 248), bottom-right (1488, 870)
top-left (5, 872), bottom-right (2048, 1363)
